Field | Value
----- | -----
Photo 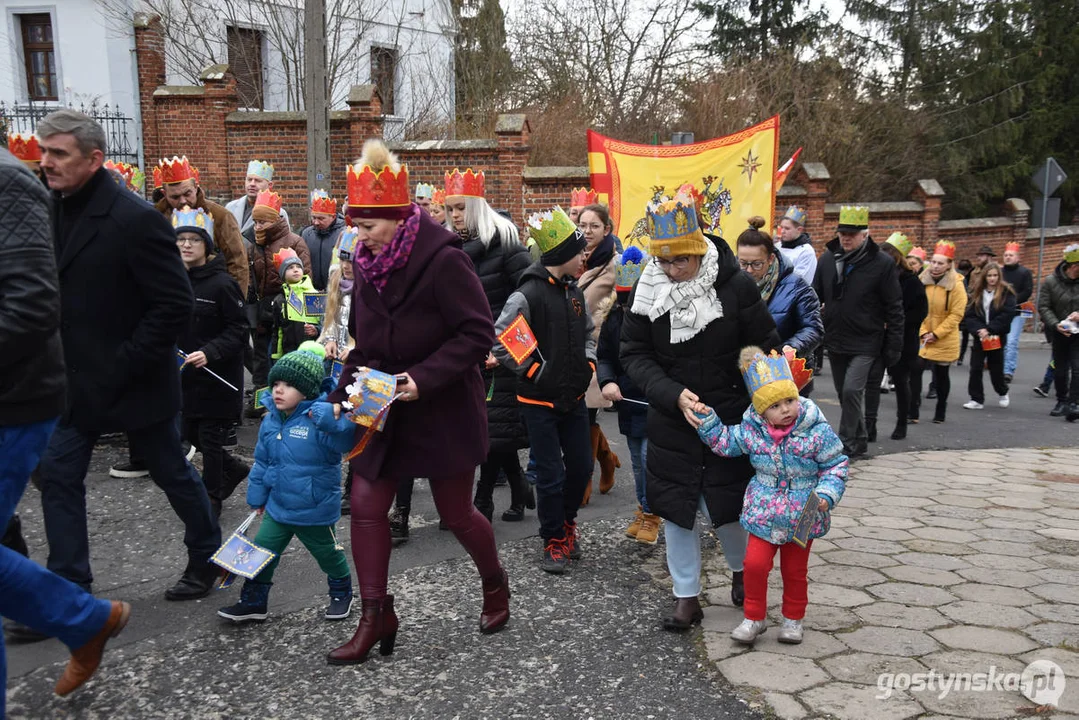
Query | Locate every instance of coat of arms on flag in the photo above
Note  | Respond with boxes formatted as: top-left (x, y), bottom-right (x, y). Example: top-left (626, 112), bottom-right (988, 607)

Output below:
top-left (498, 314), bottom-right (539, 364)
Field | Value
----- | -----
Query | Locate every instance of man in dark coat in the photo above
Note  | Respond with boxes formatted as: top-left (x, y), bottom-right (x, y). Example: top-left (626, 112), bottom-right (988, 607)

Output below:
top-left (34, 110), bottom-right (221, 601)
top-left (299, 191), bottom-right (346, 292)
top-left (812, 207), bottom-right (903, 458)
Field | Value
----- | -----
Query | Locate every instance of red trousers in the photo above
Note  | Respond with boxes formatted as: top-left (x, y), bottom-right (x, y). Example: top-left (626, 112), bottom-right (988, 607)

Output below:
top-left (349, 471), bottom-right (503, 600)
top-left (743, 534), bottom-right (813, 622)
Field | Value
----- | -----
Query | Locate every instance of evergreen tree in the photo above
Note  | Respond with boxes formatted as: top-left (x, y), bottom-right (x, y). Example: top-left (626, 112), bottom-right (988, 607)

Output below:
top-left (453, 0), bottom-right (516, 134)
top-left (695, 0), bottom-right (830, 58)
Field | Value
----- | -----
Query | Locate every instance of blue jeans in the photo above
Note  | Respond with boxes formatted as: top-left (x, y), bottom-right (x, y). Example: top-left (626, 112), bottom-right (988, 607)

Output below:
top-left (664, 496), bottom-right (748, 598)
top-left (625, 435), bottom-right (649, 513)
top-left (1004, 315), bottom-right (1025, 376)
top-left (519, 400), bottom-right (592, 542)
top-left (1, 419), bottom-right (113, 718)
top-left (38, 416), bottom-right (221, 589)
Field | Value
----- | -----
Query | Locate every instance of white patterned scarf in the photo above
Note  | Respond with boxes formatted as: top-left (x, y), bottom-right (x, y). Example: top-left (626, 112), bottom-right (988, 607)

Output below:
top-left (631, 241), bottom-right (723, 343)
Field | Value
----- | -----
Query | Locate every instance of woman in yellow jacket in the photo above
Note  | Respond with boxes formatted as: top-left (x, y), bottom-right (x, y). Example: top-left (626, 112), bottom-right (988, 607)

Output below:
top-left (913, 240), bottom-right (968, 423)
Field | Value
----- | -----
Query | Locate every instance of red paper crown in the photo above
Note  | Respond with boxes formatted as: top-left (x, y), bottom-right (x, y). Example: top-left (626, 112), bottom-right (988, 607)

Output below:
top-left (255, 190), bottom-right (284, 213)
top-left (158, 155), bottom-right (198, 185)
top-left (445, 168), bottom-right (485, 199)
top-left (347, 163), bottom-right (410, 208)
top-left (272, 247), bottom-right (299, 270)
top-left (152, 165), bottom-right (164, 190)
top-left (571, 187), bottom-right (598, 207)
top-left (310, 190), bottom-right (338, 215)
top-left (1004, 241), bottom-right (1021, 253)
top-left (782, 347), bottom-right (814, 391)
top-left (933, 240), bottom-right (956, 260)
top-left (432, 188), bottom-right (446, 205)
top-left (7, 133), bottom-right (42, 162)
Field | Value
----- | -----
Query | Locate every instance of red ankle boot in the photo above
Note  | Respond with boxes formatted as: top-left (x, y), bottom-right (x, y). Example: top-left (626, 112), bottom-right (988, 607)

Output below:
top-left (479, 570), bottom-right (510, 634)
top-left (326, 595), bottom-right (398, 665)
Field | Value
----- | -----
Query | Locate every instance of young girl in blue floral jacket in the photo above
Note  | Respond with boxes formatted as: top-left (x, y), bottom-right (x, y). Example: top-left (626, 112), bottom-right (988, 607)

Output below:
top-left (695, 346), bottom-right (847, 645)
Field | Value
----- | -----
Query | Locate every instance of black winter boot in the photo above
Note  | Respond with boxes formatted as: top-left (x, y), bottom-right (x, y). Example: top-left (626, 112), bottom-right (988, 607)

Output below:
top-left (325, 576), bottom-right (354, 620)
top-left (731, 571), bottom-right (745, 607)
top-left (218, 580), bottom-right (271, 622)
top-left (389, 506), bottom-right (409, 545)
top-left (865, 419), bottom-right (877, 443)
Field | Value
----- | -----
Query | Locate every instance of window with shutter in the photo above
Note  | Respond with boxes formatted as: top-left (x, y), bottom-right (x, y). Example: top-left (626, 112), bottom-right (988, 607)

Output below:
top-left (19, 14), bottom-right (58, 101)
top-left (227, 26), bottom-right (265, 110)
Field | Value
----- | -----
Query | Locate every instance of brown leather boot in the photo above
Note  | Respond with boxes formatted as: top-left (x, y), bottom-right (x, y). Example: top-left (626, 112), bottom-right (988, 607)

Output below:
top-left (662, 596), bottom-right (703, 632)
top-left (581, 425), bottom-right (602, 507)
top-left (326, 595), bottom-right (399, 665)
top-left (596, 427), bottom-right (620, 494)
top-left (54, 600), bottom-right (131, 696)
top-left (479, 570), bottom-right (510, 634)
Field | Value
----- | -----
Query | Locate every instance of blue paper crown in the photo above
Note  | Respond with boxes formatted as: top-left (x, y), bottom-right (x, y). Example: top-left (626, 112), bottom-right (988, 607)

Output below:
top-left (172, 205), bottom-right (214, 237)
top-left (646, 194), bottom-right (701, 243)
top-left (616, 246), bottom-right (646, 290)
top-left (338, 226), bottom-right (360, 261)
top-left (246, 160), bottom-right (274, 181)
top-left (783, 205), bottom-right (808, 226)
top-left (742, 352), bottom-right (795, 397)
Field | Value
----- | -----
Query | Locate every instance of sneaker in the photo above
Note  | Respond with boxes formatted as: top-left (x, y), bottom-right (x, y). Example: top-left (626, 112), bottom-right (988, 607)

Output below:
top-left (541, 538), bottom-right (569, 574)
top-left (1051, 401), bottom-right (1068, 417)
top-left (926, 388), bottom-right (938, 400)
top-left (223, 426), bottom-right (238, 449)
top-left (325, 578), bottom-right (354, 620)
top-left (217, 581), bottom-right (271, 623)
top-left (777, 617), bottom-right (804, 644)
top-left (389, 507), bottom-right (409, 545)
top-left (563, 521), bottom-right (582, 560)
top-left (109, 461), bottom-right (149, 479)
top-left (998, 394), bottom-right (1010, 408)
top-left (636, 513), bottom-right (661, 545)
top-left (730, 618), bottom-right (768, 644)
top-left (1033, 384), bottom-right (1051, 398)
top-left (963, 400), bottom-right (984, 410)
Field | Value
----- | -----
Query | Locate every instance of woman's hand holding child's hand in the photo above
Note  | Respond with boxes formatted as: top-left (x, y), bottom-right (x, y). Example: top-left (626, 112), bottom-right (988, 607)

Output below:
top-left (679, 389), bottom-right (708, 428)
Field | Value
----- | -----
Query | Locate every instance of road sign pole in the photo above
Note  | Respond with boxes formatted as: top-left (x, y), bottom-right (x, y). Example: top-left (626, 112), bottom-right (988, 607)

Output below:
top-left (1034, 161), bottom-right (1050, 332)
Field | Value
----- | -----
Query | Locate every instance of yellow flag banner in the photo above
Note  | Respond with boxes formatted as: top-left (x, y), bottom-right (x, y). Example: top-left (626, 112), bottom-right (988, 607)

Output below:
top-left (587, 117), bottom-right (780, 250)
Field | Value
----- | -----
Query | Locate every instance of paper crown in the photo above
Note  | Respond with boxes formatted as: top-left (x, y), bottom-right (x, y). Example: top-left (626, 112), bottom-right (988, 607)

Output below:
top-left (1004, 241), bottom-right (1021, 253)
top-left (571, 187), bottom-right (599, 208)
top-left (104, 160), bottom-right (145, 194)
top-left (432, 188), bottom-right (446, 205)
top-left (740, 346), bottom-right (809, 415)
top-left (255, 190), bottom-right (283, 213)
top-left (338, 226), bottom-right (360, 261)
top-left (415, 182), bottom-right (435, 200)
top-left (933, 240), bottom-right (956, 260)
top-left (246, 160), bottom-right (274, 181)
top-left (783, 205), bottom-right (808, 226)
top-left (527, 206), bottom-right (579, 254)
top-left (837, 205), bottom-right (869, 229)
top-left (646, 192), bottom-right (705, 251)
top-left (158, 156), bottom-right (199, 185)
top-left (273, 247), bottom-right (301, 271)
top-left (1064, 244), bottom-right (1079, 264)
top-left (886, 232), bottom-right (912, 257)
top-left (615, 246), bottom-right (647, 292)
top-left (310, 189), bottom-right (337, 215)
top-left (347, 162), bottom-right (410, 209)
top-left (172, 205), bottom-right (215, 237)
top-left (445, 168), bottom-right (485, 199)
top-left (908, 246), bottom-right (926, 260)
top-left (7, 132), bottom-right (41, 163)
top-left (152, 165), bottom-right (163, 190)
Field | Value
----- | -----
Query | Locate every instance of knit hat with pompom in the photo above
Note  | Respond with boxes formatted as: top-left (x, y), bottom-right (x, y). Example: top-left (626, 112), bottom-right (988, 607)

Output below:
top-left (267, 342), bottom-right (326, 399)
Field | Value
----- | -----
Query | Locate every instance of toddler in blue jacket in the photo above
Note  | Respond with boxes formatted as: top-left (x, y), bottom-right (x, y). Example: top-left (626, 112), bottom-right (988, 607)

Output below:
top-left (695, 347), bottom-right (847, 646)
top-left (218, 343), bottom-right (357, 623)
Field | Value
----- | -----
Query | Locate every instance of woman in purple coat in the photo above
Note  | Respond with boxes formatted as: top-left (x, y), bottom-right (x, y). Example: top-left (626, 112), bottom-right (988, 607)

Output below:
top-left (326, 140), bottom-right (509, 665)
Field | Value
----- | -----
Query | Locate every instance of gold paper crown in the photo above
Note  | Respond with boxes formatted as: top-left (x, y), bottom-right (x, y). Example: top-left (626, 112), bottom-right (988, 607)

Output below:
top-left (837, 205), bottom-right (869, 228)
top-left (739, 346), bottom-right (801, 415)
top-left (347, 163), bottom-right (410, 208)
top-left (171, 205), bottom-right (214, 236)
top-left (527, 206), bottom-right (579, 254)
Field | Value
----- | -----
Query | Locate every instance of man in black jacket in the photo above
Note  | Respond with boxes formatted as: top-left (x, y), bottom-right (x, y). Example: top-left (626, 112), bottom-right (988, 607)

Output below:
top-left (1001, 241), bottom-right (1034, 381)
top-left (813, 207), bottom-right (904, 459)
top-left (0, 146), bottom-right (130, 703)
top-left (34, 110), bottom-right (221, 601)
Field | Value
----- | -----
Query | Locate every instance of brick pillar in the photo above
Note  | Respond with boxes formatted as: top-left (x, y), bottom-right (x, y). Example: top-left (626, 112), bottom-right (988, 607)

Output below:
top-left (794, 162), bottom-right (830, 253)
top-left (198, 65), bottom-right (238, 200)
top-left (911, 179), bottom-right (945, 246)
top-left (133, 14), bottom-right (165, 170)
top-left (1005, 198), bottom-right (1031, 251)
top-left (346, 85), bottom-right (384, 164)
top-left (495, 114), bottom-right (530, 221)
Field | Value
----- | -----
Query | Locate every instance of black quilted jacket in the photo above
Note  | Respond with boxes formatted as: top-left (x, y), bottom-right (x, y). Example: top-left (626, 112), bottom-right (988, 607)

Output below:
top-left (0, 149), bottom-right (66, 425)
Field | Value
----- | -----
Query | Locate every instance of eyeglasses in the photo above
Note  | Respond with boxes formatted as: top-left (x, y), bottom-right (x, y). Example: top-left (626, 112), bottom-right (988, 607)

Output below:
top-left (739, 260), bottom-right (767, 271)
top-left (176, 237), bottom-right (200, 247)
top-left (655, 256), bottom-right (691, 270)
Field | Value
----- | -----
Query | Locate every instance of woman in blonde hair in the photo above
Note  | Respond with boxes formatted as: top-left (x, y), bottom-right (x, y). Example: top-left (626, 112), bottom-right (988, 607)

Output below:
top-left (962, 262), bottom-right (1017, 409)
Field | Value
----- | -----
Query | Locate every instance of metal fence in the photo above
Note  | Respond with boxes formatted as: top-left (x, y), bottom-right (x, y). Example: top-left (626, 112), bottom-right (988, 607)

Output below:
top-left (0, 101), bottom-right (140, 166)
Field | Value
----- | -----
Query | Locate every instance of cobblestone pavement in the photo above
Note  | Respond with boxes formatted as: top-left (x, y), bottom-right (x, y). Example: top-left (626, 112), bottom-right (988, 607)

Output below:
top-left (696, 448), bottom-right (1079, 720)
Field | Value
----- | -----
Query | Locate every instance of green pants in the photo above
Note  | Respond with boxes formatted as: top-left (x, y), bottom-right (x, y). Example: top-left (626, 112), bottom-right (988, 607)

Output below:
top-left (251, 514), bottom-right (350, 583)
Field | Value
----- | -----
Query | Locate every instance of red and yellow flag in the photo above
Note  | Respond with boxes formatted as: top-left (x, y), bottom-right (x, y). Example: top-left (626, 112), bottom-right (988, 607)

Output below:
top-left (587, 117), bottom-right (780, 249)
top-left (498, 314), bottom-right (539, 365)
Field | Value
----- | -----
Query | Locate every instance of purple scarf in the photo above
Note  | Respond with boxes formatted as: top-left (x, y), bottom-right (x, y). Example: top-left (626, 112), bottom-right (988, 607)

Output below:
top-left (355, 204), bottom-right (422, 294)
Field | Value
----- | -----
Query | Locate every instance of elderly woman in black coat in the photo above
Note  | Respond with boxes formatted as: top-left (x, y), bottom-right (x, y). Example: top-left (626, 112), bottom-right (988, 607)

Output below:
top-left (621, 196), bottom-right (778, 631)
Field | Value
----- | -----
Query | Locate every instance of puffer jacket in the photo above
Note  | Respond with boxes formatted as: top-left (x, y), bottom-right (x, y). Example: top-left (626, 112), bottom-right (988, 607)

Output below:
top-left (246, 393), bottom-right (356, 526)
top-left (299, 216), bottom-right (346, 291)
top-left (919, 268), bottom-right (968, 363)
top-left (251, 216), bottom-right (312, 302)
top-left (766, 252), bottom-right (823, 354)
top-left (697, 397), bottom-right (847, 544)
top-left (1038, 261), bottom-right (1079, 328)
top-left (962, 287), bottom-right (1017, 338)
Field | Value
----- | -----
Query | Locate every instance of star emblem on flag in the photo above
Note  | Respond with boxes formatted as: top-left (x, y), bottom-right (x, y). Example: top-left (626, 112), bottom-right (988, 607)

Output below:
top-left (739, 149), bottom-right (761, 183)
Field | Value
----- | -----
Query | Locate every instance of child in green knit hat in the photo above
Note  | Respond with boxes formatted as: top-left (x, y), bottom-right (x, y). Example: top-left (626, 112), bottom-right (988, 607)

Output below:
top-left (218, 342), bottom-right (359, 624)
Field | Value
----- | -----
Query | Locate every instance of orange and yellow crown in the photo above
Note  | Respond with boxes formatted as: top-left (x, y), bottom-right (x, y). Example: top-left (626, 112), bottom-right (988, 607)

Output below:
top-left (272, 247), bottom-right (300, 271)
top-left (255, 190), bottom-right (283, 213)
top-left (432, 188), bottom-right (446, 206)
top-left (157, 155), bottom-right (198, 185)
top-left (104, 160), bottom-right (145, 194)
top-left (152, 166), bottom-right (163, 190)
top-left (445, 168), bottom-right (485, 199)
top-left (347, 163), bottom-right (410, 208)
top-left (7, 132), bottom-right (42, 163)
top-left (933, 240), bottom-right (956, 260)
top-left (571, 187), bottom-right (598, 208)
top-left (310, 189), bottom-right (337, 215)
top-left (1004, 241), bottom-right (1021, 253)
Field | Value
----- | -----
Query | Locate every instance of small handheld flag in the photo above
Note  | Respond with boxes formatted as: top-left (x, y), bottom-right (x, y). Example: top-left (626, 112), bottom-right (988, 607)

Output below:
top-left (497, 314), bottom-right (539, 364)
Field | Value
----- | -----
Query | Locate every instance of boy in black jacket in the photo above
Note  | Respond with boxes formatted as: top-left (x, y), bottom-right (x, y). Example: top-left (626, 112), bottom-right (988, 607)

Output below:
top-left (493, 207), bottom-right (594, 574)
top-left (173, 207), bottom-right (250, 516)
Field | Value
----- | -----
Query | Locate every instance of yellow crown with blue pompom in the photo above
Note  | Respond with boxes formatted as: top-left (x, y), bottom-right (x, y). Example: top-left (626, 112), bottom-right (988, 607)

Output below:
top-left (615, 246), bottom-right (647, 291)
top-left (171, 205), bottom-right (215, 237)
top-left (527, 206), bottom-right (579, 254)
top-left (740, 346), bottom-right (801, 415)
top-left (645, 192), bottom-right (708, 257)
